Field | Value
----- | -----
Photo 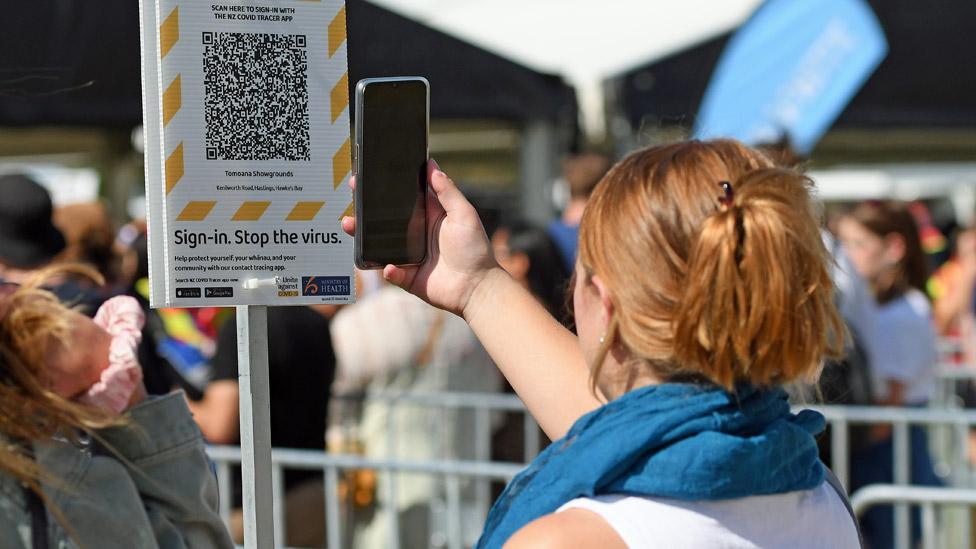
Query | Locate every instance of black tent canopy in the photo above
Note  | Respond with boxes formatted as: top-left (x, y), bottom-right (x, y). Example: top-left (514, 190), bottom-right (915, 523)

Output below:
top-left (0, 0), bottom-right (577, 128)
top-left (347, 1), bottom-right (576, 126)
top-left (611, 0), bottom-right (976, 134)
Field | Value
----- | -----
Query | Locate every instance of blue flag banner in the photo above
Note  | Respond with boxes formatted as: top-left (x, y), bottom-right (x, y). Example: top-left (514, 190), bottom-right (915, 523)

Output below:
top-left (694, 0), bottom-right (887, 154)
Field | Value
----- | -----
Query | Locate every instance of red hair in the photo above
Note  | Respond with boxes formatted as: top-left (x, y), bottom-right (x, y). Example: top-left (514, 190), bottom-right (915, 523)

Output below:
top-left (578, 140), bottom-right (843, 391)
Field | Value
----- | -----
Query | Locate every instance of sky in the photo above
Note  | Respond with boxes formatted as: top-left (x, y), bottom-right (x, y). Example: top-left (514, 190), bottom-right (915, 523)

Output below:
top-left (367, 0), bottom-right (764, 133)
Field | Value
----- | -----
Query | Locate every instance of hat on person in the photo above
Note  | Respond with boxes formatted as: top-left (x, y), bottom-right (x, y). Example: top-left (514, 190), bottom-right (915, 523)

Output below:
top-left (0, 174), bottom-right (66, 269)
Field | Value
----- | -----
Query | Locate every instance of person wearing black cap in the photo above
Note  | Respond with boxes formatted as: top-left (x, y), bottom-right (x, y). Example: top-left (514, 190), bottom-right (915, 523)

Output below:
top-left (0, 173), bottom-right (103, 314)
top-left (0, 174), bottom-right (66, 269)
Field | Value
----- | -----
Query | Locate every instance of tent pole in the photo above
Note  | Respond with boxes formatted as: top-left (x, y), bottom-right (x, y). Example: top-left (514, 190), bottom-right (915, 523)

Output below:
top-left (519, 120), bottom-right (558, 225)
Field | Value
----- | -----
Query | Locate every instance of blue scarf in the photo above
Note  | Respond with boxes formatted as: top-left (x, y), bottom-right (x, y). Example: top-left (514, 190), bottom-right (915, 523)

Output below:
top-left (477, 383), bottom-right (826, 548)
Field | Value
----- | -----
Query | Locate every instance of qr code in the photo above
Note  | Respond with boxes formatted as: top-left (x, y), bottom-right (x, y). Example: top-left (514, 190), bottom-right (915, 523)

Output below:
top-left (203, 32), bottom-right (310, 161)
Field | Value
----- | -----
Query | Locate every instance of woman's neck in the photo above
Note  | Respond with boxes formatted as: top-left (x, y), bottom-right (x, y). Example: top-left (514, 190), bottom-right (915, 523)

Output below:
top-left (597, 368), bottom-right (663, 401)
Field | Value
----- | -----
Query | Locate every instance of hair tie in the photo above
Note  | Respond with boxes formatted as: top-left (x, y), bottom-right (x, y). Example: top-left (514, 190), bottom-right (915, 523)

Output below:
top-left (718, 181), bottom-right (734, 209)
top-left (717, 181), bottom-right (745, 263)
top-left (78, 296), bottom-right (144, 413)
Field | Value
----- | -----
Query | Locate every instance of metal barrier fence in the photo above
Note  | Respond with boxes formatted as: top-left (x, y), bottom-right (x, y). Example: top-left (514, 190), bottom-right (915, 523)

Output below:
top-left (851, 485), bottom-right (976, 549)
top-left (812, 404), bottom-right (976, 549)
top-left (934, 364), bottom-right (976, 407)
top-left (331, 390), bottom-right (545, 463)
top-left (208, 388), bottom-right (976, 549)
top-left (338, 390), bottom-right (976, 485)
top-left (206, 445), bottom-right (523, 549)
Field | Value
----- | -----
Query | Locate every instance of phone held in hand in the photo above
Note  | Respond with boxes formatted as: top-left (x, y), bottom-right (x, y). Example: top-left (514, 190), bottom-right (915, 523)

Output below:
top-left (353, 77), bottom-right (430, 270)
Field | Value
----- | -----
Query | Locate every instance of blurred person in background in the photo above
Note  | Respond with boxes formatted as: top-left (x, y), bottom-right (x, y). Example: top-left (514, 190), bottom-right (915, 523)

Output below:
top-left (490, 220), bottom-right (569, 469)
top-left (548, 152), bottom-right (611, 273)
top-left (53, 201), bottom-right (119, 293)
top-left (930, 227), bottom-right (976, 354)
top-left (343, 142), bottom-right (861, 548)
top-left (814, 232), bottom-right (879, 474)
top-left (329, 282), bottom-right (500, 548)
top-left (927, 226), bottom-right (976, 462)
top-left (907, 201), bottom-right (950, 269)
top-left (838, 200), bottom-right (942, 549)
top-left (0, 268), bottom-right (232, 548)
top-left (190, 305), bottom-right (337, 547)
top-left (821, 234), bottom-right (879, 408)
top-left (492, 219), bottom-right (570, 320)
top-left (113, 224), bottom-right (215, 400)
top-left (0, 174), bottom-right (103, 315)
top-left (152, 304), bottom-right (230, 395)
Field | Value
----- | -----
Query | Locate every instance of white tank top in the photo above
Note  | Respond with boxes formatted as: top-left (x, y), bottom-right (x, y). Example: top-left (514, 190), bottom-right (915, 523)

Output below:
top-left (556, 481), bottom-right (859, 548)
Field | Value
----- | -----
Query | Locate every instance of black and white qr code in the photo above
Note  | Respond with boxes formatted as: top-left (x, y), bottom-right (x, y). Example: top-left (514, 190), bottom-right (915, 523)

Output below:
top-left (203, 32), bottom-right (310, 162)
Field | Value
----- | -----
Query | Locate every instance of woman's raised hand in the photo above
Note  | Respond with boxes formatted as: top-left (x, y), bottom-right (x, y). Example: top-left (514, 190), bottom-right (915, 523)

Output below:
top-left (344, 160), bottom-right (598, 439)
top-left (342, 159), bottom-right (505, 319)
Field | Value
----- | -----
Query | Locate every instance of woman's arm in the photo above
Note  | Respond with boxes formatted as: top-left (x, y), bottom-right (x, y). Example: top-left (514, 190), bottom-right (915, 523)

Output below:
top-left (185, 380), bottom-right (240, 444)
top-left (464, 268), bottom-right (599, 439)
top-left (344, 163), bottom-right (600, 439)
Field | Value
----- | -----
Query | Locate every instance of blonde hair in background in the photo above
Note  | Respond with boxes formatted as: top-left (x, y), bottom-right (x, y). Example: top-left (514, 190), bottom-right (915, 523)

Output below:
top-left (0, 265), bottom-right (122, 528)
top-left (578, 140), bottom-right (844, 393)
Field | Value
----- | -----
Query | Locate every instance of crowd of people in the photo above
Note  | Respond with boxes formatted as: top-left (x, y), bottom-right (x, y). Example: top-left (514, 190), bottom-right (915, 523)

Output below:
top-left (0, 138), bottom-right (972, 547)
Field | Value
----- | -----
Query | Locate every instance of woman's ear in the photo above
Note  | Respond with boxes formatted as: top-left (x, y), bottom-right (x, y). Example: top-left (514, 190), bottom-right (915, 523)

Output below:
top-left (884, 233), bottom-right (907, 265)
top-left (589, 274), bottom-right (615, 331)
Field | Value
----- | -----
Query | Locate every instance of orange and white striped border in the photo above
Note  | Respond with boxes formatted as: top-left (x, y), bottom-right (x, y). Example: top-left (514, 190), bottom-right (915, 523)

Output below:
top-left (328, 5), bottom-right (353, 220)
top-left (163, 3), bottom-right (351, 225)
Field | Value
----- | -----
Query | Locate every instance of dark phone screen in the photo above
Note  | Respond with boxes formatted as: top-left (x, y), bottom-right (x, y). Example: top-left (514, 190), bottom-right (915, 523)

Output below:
top-left (360, 80), bottom-right (427, 266)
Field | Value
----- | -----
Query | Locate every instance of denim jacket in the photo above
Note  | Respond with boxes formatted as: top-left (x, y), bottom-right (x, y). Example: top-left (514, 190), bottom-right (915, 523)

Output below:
top-left (0, 392), bottom-right (234, 549)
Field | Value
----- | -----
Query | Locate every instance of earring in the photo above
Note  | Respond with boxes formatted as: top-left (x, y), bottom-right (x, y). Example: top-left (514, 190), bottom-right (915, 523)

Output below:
top-left (599, 334), bottom-right (606, 344)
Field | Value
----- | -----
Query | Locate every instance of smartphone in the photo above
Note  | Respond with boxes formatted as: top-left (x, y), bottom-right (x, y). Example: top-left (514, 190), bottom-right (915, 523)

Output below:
top-left (353, 77), bottom-right (429, 269)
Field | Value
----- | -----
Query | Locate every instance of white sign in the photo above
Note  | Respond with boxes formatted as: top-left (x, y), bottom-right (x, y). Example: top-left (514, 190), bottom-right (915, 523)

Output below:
top-left (140, 0), bottom-right (354, 307)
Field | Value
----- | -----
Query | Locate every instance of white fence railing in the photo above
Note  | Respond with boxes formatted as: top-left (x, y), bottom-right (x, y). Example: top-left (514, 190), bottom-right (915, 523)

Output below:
top-left (207, 445), bottom-right (523, 549)
top-left (851, 485), bottom-right (976, 549)
top-left (331, 390), bottom-right (545, 463)
top-left (207, 385), bottom-right (976, 549)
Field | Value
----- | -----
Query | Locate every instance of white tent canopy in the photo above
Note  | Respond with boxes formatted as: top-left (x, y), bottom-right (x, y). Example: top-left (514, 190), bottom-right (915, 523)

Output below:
top-left (810, 163), bottom-right (976, 225)
top-left (367, 0), bottom-right (763, 135)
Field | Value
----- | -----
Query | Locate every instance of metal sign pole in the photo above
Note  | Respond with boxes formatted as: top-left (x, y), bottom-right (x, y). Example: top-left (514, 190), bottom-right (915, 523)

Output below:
top-left (237, 305), bottom-right (275, 548)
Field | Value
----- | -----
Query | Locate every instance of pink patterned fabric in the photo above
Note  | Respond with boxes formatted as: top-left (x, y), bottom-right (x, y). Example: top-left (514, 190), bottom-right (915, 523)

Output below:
top-left (79, 296), bottom-right (145, 413)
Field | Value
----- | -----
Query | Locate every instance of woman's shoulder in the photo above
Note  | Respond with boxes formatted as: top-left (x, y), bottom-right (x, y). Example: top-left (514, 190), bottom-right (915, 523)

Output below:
top-left (504, 506), bottom-right (627, 549)
top-left (880, 289), bottom-right (932, 316)
top-left (535, 481), bottom-right (859, 549)
top-left (877, 290), bottom-right (935, 331)
top-left (903, 288), bottom-right (934, 315)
